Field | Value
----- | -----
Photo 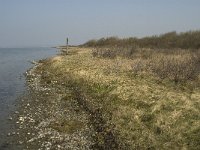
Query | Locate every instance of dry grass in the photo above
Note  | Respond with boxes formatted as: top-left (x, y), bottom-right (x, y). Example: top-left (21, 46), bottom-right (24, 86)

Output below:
top-left (92, 47), bottom-right (200, 83)
top-left (37, 47), bottom-right (200, 149)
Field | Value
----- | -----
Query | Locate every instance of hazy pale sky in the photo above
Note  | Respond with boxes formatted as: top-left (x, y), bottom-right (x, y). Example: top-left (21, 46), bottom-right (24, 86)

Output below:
top-left (0, 0), bottom-right (200, 47)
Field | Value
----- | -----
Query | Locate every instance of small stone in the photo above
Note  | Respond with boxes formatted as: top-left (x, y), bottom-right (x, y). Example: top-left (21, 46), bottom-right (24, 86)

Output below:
top-left (29, 118), bottom-right (35, 123)
top-left (15, 111), bottom-right (19, 114)
top-left (8, 117), bottom-right (12, 120)
top-left (19, 117), bottom-right (25, 122)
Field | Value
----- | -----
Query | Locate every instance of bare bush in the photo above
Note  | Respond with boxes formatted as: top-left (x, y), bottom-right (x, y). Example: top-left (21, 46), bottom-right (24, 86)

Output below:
top-left (93, 46), bottom-right (200, 83)
top-left (132, 59), bottom-right (148, 74)
top-left (148, 52), bottom-right (200, 82)
top-left (92, 46), bottom-right (138, 59)
top-left (83, 30), bottom-right (200, 49)
top-left (92, 48), bottom-right (117, 58)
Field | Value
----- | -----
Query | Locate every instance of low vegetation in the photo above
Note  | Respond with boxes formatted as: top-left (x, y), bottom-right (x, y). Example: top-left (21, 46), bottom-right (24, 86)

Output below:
top-left (84, 30), bottom-right (200, 84)
top-left (35, 43), bottom-right (200, 149)
top-left (91, 47), bottom-right (200, 84)
top-left (24, 30), bottom-right (199, 149)
top-left (83, 30), bottom-right (200, 49)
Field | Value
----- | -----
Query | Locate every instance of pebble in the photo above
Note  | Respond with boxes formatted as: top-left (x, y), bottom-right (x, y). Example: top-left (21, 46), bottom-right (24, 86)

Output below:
top-left (8, 117), bottom-right (13, 120)
top-left (15, 111), bottom-right (19, 114)
top-left (19, 117), bottom-right (25, 122)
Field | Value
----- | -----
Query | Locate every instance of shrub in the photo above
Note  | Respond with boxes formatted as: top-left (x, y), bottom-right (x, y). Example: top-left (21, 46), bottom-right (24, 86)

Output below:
top-left (132, 59), bottom-right (148, 74)
top-left (148, 52), bottom-right (200, 82)
top-left (83, 39), bottom-right (97, 47)
top-left (83, 30), bottom-right (200, 49)
top-left (92, 48), bottom-right (117, 58)
top-left (92, 44), bottom-right (200, 83)
top-left (92, 46), bottom-right (138, 59)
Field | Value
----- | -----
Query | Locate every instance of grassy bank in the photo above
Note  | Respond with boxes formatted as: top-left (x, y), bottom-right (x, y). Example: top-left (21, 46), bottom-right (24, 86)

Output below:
top-left (34, 46), bottom-right (200, 149)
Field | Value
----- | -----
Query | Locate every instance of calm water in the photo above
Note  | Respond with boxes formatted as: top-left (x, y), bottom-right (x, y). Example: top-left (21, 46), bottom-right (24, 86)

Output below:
top-left (0, 47), bottom-right (58, 146)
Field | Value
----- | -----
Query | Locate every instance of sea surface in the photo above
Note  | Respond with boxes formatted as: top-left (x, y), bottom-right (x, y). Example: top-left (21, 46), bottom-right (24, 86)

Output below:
top-left (0, 47), bottom-right (58, 147)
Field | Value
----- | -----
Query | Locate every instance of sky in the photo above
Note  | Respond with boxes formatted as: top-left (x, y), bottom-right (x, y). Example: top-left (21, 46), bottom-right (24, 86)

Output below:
top-left (0, 0), bottom-right (200, 47)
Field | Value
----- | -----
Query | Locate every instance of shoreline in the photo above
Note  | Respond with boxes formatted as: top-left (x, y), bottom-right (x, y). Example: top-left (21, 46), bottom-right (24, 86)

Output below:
top-left (9, 47), bottom-right (122, 149)
top-left (10, 51), bottom-right (94, 149)
top-left (0, 47), bottom-right (59, 150)
top-left (8, 47), bottom-right (200, 149)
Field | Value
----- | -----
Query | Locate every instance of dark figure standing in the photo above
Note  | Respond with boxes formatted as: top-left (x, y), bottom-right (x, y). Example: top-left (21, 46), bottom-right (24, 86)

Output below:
top-left (66, 38), bottom-right (69, 50)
